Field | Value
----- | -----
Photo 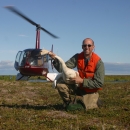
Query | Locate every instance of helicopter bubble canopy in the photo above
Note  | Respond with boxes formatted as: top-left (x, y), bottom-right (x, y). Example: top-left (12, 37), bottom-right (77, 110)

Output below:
top-left (14, 49), bottom-right (49, 71)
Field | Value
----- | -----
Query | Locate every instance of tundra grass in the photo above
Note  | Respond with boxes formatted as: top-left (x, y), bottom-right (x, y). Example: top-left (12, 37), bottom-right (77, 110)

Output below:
top-left (0, 76), bottom-right (130, 130)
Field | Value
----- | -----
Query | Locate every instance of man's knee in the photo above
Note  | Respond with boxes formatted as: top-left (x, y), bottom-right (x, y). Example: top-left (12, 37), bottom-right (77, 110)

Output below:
top-left (83, 92), bottom-right (99, 110)
top-left (57, 83), bottom-right (68, 90)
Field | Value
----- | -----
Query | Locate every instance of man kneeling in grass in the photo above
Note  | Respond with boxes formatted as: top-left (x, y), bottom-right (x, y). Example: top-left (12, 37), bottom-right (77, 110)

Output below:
top-left (48, 38), bottom-right (105, 111)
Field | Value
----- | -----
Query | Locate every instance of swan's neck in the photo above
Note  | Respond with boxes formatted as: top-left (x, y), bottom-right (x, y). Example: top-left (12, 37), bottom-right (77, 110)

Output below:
top-left (54, 55), bottom-right (67, 71)
top-left (40, 49), bottom-right (49, 55)
top-left (41, 50), bottom-right (68, 72)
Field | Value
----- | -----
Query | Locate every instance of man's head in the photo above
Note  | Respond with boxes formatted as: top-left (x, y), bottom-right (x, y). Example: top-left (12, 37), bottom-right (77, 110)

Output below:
top-left (82, 38), bottom-right (95, 58)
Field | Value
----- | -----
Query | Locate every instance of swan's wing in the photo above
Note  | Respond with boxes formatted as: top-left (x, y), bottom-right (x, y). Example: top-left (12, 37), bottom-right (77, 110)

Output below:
top-left (63, 69), bottom-right (77, 80)
top-left (52, 73), bottom-right (62, 88)
top-left (52, 80), bottom-right (57, 88)
top-left (54, 73), bottom-right (62, 80)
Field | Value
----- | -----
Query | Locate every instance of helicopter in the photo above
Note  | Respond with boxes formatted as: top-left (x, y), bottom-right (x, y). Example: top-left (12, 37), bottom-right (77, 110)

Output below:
top-left (5, 6), bottom-right (59, 81)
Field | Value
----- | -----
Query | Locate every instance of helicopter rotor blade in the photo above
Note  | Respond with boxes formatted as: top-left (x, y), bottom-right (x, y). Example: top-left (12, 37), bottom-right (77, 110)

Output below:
top-left (4, 6), bottom-right (59, 38)
top-left (40, 27), bottom-right (58, 38)
top-left (5, 6), bottom-right (38, 27)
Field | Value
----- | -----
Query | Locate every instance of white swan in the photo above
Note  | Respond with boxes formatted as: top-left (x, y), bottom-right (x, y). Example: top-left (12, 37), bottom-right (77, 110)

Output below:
top-left (40, 49), bottom-right (79, 88)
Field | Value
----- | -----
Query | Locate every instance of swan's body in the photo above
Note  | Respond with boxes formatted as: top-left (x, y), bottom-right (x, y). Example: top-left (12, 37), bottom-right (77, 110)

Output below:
top-left (54, 55), bottom-right (78, 83)
top-left (40, 49), bottom-right (78, 88)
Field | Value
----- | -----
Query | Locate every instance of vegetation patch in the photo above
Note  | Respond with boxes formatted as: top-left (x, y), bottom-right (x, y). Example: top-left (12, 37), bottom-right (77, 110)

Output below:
top-left (0, 75), bottom-right (130, 130)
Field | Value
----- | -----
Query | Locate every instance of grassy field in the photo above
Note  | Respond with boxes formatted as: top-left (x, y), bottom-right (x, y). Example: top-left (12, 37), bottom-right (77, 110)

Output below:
top-left (0, 75), bottom-right (130, 130)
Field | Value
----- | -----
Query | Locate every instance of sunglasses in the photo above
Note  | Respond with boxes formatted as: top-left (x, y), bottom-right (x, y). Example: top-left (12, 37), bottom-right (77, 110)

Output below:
top-left (82, 44), bottom-right (92, 47)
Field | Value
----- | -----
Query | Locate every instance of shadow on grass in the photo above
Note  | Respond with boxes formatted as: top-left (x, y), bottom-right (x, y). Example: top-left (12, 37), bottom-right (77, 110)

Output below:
top-left (0, 104), bottom-right (65, 111)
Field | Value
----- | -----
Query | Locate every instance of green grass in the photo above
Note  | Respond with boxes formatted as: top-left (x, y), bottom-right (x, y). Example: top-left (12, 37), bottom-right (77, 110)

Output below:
top-left (0, 75), bottom-right (46, 81)
top-left (1, 75), bottom-right (130, 82)
top-left (105, 75), bottom-right (130, 82)
top-left (0, 75), bottom-right (130, 130)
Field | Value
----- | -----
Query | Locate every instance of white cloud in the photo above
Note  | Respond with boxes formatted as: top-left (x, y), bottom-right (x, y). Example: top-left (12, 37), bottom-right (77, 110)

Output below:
top-left (0, 61), bottom-right (17, 75)
top-left (0, 61), bottom-right (14, 69)
top-left (18, 34), bottom-right (28, 37)
top-left (104, 62), bottom-right (130, 75)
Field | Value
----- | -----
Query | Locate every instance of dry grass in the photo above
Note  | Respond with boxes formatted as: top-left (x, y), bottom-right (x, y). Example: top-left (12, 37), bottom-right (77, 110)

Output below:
top-left (0, 76), bottom-right (130, 130)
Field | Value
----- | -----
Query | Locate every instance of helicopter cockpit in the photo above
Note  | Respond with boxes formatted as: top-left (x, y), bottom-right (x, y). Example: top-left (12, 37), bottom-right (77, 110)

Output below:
top-left (14, 49), bottom-right (49, 71)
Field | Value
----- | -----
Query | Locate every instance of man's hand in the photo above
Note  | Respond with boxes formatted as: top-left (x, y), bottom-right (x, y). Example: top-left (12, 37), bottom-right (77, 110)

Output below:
top-left (48, 51), bottom-right (56, 59)
top-left (69, 72), bottom-right (83, 84)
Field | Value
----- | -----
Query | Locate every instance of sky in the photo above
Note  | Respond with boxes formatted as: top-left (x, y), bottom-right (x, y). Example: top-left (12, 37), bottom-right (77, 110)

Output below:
top-left (0, 0), bottom-right (130, 75)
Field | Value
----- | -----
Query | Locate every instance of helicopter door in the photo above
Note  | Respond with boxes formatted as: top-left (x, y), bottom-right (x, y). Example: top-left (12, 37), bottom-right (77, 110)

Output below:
top-left (14, 51), bottom-right (22, 71)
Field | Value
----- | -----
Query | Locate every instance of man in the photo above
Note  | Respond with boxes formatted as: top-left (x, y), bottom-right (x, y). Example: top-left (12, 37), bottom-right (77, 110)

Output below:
top-left (48, 38), bottom-right (105, 111)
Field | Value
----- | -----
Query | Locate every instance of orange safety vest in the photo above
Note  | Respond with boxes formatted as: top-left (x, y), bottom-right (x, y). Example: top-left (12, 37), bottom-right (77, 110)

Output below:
top-left (77, 52), bottom-right (102, 93)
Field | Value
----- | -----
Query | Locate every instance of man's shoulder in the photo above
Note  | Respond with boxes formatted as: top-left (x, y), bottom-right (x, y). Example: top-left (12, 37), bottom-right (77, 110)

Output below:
top-left (97, 59), bottom-right (104, 67)
top-left (93, 53), bottom-right (104, 62)
top-left (93, 52), bottom-right (100, 58)
top-left (71, 53), bottom-right (79, 59)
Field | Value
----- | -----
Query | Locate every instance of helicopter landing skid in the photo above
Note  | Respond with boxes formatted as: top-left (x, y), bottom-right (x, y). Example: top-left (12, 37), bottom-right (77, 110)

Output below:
top-left (16, 73), bottom-right (30, 81)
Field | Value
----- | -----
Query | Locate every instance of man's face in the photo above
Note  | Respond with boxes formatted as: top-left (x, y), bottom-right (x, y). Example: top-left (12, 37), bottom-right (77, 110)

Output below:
top-left (82, 39), bottom-right (95, 56)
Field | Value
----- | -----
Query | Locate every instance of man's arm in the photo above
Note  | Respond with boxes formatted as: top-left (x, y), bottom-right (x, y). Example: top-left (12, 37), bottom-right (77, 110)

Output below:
top-left (65, 54), bottom-right (78, 69)
top-left (83, 59), bottom-right (105, 89)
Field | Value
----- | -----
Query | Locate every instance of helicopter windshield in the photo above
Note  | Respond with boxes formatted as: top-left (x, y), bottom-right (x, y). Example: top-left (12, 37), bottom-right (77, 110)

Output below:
top-left (14, 51), bottom-right (22, 70)
top-left (28, 55), bottom-right (42, 66)
top-left (19, 51), bottom-right (27, 66)
top-left (14, 51), bottom-right (27, 69)
top-left (28, 54), bottom-right (48, 67)
top-left (15, 50), bottom-right (49, 68)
